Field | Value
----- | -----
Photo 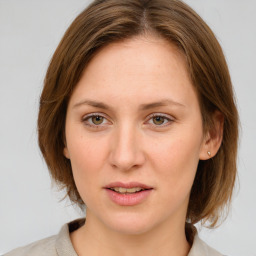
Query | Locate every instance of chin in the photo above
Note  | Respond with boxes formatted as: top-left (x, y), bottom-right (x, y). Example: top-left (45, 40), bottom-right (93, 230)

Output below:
top-left (110, 222), bottom-right (153, 235)
top-left (102, 211), bottom-right (158, 235)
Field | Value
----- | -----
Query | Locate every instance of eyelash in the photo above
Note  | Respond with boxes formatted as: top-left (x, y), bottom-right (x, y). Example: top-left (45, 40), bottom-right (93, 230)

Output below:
top-left (82, 112), bottom-right (174, 129)
top-left (82, 113), bottom-right (109, 129)
top-left (147, 113), bottom-right (174, 126)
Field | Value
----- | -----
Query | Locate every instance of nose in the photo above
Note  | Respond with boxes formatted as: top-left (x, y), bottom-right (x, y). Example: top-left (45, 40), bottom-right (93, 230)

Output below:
top-left (109, 124), bottom-right (145, 171)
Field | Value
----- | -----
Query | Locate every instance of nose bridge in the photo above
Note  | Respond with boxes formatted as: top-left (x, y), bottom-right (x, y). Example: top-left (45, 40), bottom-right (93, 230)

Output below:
top-left (109, 121), bottom-right (144, 171)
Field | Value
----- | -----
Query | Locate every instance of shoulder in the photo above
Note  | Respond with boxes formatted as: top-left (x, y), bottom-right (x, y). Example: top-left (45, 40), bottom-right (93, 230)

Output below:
top-left (4, 235), bottom-right (57, 256)
top-left (5, 219), bottom-right (84, 256)
top-left (188, 233), bottom-right (224, 256)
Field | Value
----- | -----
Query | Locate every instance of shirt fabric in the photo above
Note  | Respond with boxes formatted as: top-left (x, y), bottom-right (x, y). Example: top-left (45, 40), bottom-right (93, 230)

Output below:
top-left (5, 218), bottom-right (223, 256)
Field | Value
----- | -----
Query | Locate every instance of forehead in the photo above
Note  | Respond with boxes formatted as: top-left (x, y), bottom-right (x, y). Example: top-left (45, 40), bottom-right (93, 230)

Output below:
top-left (86, 35), bottom-right (188, 80)
top-left (69, 35), bottom-right (198, 110)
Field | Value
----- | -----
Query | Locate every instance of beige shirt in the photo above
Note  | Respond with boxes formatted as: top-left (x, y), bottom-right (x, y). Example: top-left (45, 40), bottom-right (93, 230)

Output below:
top-left (5, 219), bottom-right (223, 256)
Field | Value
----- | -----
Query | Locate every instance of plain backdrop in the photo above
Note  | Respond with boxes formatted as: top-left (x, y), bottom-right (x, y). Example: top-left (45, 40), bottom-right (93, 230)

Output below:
top-left (0, 0), bottom-right (255, 255)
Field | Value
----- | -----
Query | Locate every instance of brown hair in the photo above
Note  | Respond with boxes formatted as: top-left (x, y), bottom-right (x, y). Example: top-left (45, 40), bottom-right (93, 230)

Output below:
top-left (38, 0), bottom-right (239, 228)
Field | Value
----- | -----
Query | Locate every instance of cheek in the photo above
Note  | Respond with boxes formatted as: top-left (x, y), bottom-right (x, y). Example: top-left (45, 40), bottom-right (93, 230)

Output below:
top-left (70, 138), bottom-right (105, 168)
top-left (66, 122), bottom-right (109, 167)
top-left (150, 133), bottom-right (202, 196)
top-left (66, 131), bottom-right (109, 199)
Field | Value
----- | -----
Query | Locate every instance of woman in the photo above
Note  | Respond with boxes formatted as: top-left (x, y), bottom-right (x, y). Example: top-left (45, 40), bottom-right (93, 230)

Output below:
top-left (6, 0), bottom-right (239, 255)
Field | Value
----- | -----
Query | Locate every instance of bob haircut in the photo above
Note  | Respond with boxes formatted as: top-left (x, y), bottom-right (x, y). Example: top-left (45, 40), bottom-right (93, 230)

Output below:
top-left (38, 0), bottom-right (239, 228)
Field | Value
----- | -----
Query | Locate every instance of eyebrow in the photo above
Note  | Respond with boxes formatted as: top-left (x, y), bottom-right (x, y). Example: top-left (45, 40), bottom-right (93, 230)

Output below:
top-left (73, 99), bottom-right (185, 111)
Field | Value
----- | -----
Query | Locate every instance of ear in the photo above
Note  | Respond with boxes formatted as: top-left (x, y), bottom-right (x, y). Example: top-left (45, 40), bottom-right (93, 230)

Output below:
top-left (63, 138), bottom-right (70, 159)
top-left (63, 146), bottom-right (70, 159)
top-left (62, 131), bottom-right (70, 159)
top-left (199, 111), bottom-right (224, 160)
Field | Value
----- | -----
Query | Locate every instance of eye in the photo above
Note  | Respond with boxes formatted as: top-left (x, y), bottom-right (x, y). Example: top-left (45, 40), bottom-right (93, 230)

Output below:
top-left (147, 113), bottom-right (173, 127)
top-left (152, 116), bottom-right (166, 125)
top-left (82, 113), bottom-right (109, 128)
top-left (91, 115), bottom-right (104, 125)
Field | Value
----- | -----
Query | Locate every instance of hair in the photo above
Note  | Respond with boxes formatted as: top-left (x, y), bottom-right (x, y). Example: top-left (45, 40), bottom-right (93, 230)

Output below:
top-left (38, 0), bottom-right (239, 229)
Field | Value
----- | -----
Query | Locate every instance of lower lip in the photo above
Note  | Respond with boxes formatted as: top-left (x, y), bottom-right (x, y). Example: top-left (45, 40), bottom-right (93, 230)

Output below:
top-left (105, 189), bottom-right (153, 206)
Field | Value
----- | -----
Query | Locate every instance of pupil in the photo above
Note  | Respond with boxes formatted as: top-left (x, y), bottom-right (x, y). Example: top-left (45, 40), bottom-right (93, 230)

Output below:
top-left (93, 116), bottom-right (103, 124)
top-left (154, 116), bottom-right (164, 125)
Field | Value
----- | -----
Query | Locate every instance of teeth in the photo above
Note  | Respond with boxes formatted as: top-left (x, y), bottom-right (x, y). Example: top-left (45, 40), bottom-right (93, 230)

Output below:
top-left (111, 187), bottom-right (145, 194)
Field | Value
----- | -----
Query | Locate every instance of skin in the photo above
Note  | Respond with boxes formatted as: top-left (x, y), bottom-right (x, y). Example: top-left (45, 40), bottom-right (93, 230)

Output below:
top-left (64, 35), bottom-right (223, 256)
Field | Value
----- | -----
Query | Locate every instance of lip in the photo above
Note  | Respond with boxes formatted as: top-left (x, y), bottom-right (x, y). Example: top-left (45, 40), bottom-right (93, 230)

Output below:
top-left (104, 181), bottom-right (153, 190)
top-left (104, 181), bottom-right (153, 206)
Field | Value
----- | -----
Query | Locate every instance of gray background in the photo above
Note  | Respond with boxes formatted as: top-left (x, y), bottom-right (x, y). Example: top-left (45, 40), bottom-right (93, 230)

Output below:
top-left (0, 0), bottom-right (255, 255)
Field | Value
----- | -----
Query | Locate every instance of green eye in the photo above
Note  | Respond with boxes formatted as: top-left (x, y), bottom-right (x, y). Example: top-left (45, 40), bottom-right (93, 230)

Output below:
top-left (152, 116), bottom-right (165, 125)
top-left (91, 115), bottom-right (104, 125)
top-left (82, 113), bottom-right (108, 128)
top-left (147, 114), bottom-right (173, 127)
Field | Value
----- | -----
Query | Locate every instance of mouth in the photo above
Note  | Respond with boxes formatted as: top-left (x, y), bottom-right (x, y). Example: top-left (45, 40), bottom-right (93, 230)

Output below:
top-left (104, 182), bottom-right (153, 206)
top-left (105, 181), bottom-right (153, 193)
top-left (107, 187), bottom-right (151, 194)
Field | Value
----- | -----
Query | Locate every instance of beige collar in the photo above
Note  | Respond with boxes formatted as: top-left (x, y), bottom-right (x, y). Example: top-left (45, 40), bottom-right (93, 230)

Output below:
top-left (56, 219), bottom-right (222, 256)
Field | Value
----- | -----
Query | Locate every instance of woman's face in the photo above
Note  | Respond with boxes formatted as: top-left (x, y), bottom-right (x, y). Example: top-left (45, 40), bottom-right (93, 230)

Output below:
top-left (64, 36), bottom-right (207, 235)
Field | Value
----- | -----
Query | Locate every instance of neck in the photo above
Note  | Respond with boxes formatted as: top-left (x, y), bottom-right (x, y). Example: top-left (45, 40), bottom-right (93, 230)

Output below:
top-left (71, 215), bottom-right (191, 256)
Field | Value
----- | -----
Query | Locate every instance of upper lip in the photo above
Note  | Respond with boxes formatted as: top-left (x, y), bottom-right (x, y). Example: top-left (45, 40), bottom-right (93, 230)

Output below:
top-left (104, 182), bottom-right (153, 189)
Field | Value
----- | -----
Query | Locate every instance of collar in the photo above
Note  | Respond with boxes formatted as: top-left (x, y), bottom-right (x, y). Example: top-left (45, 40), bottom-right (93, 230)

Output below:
top-left (55, 219), bottom-right (222, 256)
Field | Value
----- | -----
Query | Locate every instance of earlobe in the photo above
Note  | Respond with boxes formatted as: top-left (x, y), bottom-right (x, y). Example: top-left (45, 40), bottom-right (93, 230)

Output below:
top-left (199, 111), bottom-right (224, 160)
top-left (63, 132), bottom-right (70, 159)
top-left (63, 147), bottom-right (70, 159)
